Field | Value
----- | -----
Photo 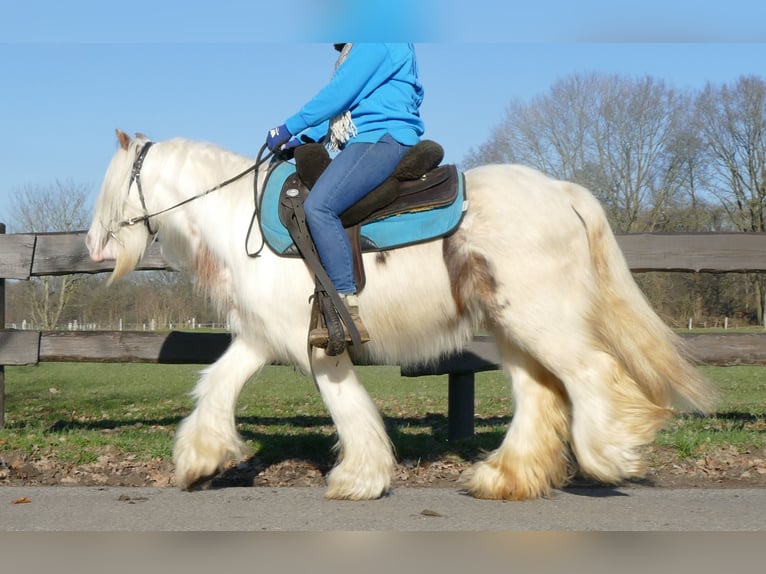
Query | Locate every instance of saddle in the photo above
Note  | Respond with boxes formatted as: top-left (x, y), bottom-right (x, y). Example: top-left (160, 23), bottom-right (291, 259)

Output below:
top-left (276, 140), bottom-right (459, 356)
top-left (278, 140), bottom-right (458, 291)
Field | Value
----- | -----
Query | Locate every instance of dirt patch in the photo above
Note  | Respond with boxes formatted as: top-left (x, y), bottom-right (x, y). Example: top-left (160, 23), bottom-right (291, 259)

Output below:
top-left (2, 444), bottom-right (765, 490)
top-left (641, 444), bottom-right (766, 488)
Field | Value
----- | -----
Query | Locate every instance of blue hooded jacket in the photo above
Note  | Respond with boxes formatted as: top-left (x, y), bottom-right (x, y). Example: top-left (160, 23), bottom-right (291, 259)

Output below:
top-left (284, 43), bottom-right (424, 147)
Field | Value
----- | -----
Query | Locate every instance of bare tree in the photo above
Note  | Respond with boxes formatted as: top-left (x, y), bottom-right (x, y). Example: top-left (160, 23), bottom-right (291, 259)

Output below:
top-left (695, 76), bottom-right (766, 324)
top-left (10, 180), bottom-right (91, 329)
top-left (465, 73), bottom-right (692, 233)
top-left (695, 76), bottom-right (766, 231)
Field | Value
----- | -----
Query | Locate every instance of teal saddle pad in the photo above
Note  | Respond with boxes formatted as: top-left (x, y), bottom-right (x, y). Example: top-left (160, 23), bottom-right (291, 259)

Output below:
top-left (259, 161), bottom-right (466, 256)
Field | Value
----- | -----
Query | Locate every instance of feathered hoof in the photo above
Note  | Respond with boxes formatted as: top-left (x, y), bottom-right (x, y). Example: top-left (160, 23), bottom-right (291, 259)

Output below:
top-left (172, 445), bottom-right (227, 491)
top-left (172, 416), bottom-right (244, 491)
top-left (175, 469), bottom-right (221, 492)
top-left (324, 463), bottom-right (393, 500)
top-left (461, 459), bottom-right (556, 501)
top-left (173, 457), bottom-right (221, 491)
top-left (575, 451), bottom-right (647, 486)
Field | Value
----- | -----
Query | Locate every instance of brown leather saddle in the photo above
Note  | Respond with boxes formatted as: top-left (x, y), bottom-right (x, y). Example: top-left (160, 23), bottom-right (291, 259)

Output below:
top-left (278, 140), bottom-right (459, 291)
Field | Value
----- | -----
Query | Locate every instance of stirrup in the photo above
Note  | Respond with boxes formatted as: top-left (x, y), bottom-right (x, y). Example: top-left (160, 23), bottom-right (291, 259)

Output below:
top-left (309, 293), bottom-right (370, 351)
top-left (309, 316), bottom-right (370, 349)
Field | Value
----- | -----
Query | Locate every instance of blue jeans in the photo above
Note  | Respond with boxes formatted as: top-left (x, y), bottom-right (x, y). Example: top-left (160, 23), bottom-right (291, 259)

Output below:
top-left (304, 133), bottom-right (411, 294)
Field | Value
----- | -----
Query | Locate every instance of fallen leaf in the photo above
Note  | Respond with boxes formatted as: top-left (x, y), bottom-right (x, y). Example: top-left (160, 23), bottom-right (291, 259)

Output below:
top-left (420, 509), bottom-right (444, 517)
top-left (12, 497), bottom-right (31, 504)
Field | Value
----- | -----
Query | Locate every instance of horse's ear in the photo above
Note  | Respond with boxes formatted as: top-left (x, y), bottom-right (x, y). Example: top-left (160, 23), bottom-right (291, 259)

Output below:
top-left (116, 129), bottom-right (131, 150)
top-left (135, 132), bottom-right (150, 142)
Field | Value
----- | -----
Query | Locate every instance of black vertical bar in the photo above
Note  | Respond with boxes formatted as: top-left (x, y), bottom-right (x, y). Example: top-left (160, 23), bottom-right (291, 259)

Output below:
top-left (447, 372), bottom-right (475, 441)
top-left (0, 222), bottom-right (5, 427)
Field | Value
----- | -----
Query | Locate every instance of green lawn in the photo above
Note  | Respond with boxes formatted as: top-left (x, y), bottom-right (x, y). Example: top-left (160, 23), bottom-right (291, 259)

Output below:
top-left (0, 362), bottom-right (763, 467)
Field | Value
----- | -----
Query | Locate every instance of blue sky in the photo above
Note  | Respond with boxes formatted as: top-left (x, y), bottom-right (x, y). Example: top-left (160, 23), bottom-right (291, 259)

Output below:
top-left (2, 0), bottom-right (766, 228)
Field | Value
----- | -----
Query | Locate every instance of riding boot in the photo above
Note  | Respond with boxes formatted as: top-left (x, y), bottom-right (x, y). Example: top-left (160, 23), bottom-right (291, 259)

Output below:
top-left (309, 292), bottom-right (371, 349)
top-left (341, 293), bottom-right (371, 342)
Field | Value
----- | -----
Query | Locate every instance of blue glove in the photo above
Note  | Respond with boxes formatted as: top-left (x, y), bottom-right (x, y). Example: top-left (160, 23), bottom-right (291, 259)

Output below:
top-left (266, 124), bottom-right (292, 152)
top-left (284, 137), bottom-right (302, 150)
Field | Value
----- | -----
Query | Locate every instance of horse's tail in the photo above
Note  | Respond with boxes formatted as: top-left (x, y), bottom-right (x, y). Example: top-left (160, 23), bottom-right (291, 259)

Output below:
top-left (571, 188), bottom-right (718, 414)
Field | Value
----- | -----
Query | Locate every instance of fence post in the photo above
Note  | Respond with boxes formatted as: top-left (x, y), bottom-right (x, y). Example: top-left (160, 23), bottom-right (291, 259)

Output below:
top-left (0, 222), bottom-right (5, 427)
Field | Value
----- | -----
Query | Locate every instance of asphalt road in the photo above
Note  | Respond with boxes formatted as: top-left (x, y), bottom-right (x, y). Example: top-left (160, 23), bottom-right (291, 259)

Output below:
top-left (2, 485), bottom-right (764, 531)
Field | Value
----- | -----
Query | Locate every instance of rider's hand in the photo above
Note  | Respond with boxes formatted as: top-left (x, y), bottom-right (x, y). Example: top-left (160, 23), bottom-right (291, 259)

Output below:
top-left (266, 124), bottom-right (292, 152)
top-left (284, 137), bottom-right (302, 150)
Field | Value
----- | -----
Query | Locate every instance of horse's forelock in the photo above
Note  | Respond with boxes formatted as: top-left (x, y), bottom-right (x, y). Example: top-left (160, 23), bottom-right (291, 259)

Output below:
top-left (87, 137), bottom-right (152, 279)
top-left (95, 137), bottom-right (143, 229)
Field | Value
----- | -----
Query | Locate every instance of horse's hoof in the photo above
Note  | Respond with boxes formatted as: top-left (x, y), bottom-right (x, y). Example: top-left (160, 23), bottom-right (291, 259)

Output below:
top-left (179, 473), bottom-right (217, 492)
top-left (324, 484), bottom-right (390, 501)
top-left (324, 466), bottom-right (392, 500)
top-left (461, 460), bottom-right (553, 501)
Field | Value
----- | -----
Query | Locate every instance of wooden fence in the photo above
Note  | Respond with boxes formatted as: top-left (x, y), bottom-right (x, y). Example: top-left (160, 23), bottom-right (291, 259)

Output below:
top-left (2, 226), bottom-right (766, 437)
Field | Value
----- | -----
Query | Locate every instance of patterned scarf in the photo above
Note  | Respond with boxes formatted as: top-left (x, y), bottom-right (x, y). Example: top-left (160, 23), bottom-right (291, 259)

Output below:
top-left (327, 43), bottom-right (357, 151)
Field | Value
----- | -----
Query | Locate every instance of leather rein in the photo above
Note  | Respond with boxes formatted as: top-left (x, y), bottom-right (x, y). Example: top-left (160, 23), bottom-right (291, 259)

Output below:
top-left (120, 141), bottom-right (273, 256)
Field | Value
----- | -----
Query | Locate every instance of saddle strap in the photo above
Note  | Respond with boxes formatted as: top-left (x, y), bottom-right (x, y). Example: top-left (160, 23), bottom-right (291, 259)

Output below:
top-left (283, 193), bottom-right (363, 349)
top-left (346, 225), bottom-right (366, 292)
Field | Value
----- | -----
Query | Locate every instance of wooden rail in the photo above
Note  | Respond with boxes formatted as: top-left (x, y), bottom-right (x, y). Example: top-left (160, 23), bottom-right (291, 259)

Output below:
top-left (2, 229), bottom-right (766, 436)
top-left (4, 231), bottom-right (766, 280)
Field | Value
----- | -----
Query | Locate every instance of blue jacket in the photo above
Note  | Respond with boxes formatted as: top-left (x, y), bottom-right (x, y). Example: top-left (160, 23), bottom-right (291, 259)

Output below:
top-left (285, 43), bottom-right (424, 147)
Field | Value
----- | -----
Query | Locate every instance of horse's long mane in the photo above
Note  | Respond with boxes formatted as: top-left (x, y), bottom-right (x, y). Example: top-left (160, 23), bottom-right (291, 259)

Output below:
top-left (93, 133), bottom-right (260, 284)
top-left (98, 134), bottom-right (257, 231)
top-left (147, 137), bottom-right (259, 261)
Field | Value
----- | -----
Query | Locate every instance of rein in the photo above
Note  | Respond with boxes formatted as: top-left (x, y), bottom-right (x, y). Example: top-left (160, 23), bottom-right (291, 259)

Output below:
top-left (120, 141), bottom-right (274, 251)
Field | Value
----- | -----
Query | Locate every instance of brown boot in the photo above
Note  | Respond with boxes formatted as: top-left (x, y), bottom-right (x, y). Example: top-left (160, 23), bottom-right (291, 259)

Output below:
top-left (341, 293), bottom-right (371, 343)
top-left (309, 293), bottom-right (370, 349)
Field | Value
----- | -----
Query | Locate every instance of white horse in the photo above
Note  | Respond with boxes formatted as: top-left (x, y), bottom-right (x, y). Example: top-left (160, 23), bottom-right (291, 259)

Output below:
top-left (86, 129), bottom-right (716, 500)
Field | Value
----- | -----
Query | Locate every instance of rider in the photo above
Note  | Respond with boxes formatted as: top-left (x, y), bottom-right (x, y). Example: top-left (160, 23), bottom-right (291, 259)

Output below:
top-left (266, 43), bottom-right (425, 347)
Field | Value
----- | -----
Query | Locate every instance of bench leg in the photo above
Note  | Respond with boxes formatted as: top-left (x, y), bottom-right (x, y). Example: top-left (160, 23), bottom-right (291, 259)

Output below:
top-left (447, 372), bottom-right (475, 440)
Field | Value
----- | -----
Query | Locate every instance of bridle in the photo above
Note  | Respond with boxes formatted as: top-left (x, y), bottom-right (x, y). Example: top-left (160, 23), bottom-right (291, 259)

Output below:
top-left (124, 141), bottom-right (158, 235)
top-left (119, 140), bottom-right (273, 237)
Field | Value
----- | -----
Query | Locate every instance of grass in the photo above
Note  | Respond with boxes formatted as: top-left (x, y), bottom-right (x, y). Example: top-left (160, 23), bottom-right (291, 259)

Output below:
top-left (0, 362), bottom-right (763, 468)
top-left (1, 363), bottom-right (197, 464)
top-left (654, 365), bottom-right (766, 457)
